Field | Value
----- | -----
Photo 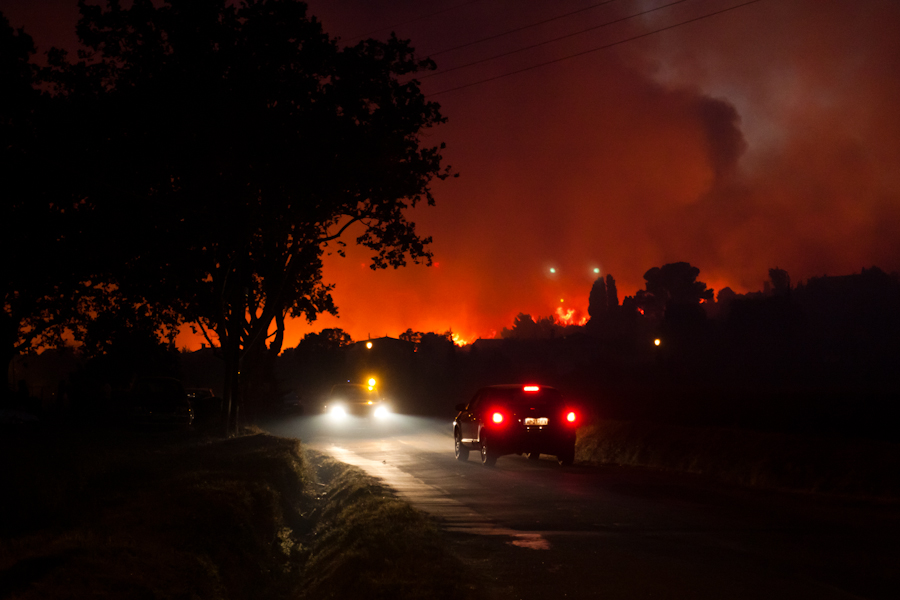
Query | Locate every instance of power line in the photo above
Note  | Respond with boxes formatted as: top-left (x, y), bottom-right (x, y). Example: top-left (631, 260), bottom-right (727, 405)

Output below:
top-left (426, 0), bottom-right (764, 97)
top-left (345, 0), bottom-right (486, 42)
top-left (422, 0), bottom-right (692, 80)
top-left (429, 0), bottom-right (623, 58)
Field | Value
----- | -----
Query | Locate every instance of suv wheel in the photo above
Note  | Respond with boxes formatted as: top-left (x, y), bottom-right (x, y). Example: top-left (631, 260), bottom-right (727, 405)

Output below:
top-left (454, 430), bottom-right (469, 461)
top-left (480, 434), bottom-right (497, 467)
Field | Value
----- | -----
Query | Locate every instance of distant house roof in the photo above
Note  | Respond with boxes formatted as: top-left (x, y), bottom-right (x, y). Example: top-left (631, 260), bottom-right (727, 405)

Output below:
top-left (348, 337), bottom-right (415, 352)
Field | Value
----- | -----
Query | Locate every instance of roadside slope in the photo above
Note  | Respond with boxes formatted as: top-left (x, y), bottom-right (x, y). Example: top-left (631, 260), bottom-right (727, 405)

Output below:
top-left (0, 427), bottom-right (484, 600)
top-left (577, 420), bottom-right (900, 499)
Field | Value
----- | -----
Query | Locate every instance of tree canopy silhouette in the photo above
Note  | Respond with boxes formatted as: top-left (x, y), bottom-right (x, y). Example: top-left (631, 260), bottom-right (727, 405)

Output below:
top-left (297, 328), bottom-right (354, 354)
top-left (637, 262), bottom-right (714, 321)
top-left (46, 0), bottom-right (452, 427)
top-left (1, 12), bottom-right (48, 385)
top-left (769, 267), bottom-right (791, 296)
top-left (587, 277), bottom-right (608, 320)
top-left (500, 313), bottom-right (568, 340)
top-left (1, 12), bottom-right (105, 395)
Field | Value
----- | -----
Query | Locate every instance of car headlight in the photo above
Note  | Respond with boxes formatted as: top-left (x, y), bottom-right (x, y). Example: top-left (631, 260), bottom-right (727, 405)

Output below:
top-left (329, 405), bottom-right (347, 418)
top-left (373, 405), bottom-right (389, 419)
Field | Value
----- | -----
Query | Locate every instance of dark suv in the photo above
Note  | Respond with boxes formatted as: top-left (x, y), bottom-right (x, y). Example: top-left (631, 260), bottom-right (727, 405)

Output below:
top-left (129, 377), bottom-right (194, 427)
top-left (453, 384), bottom-right (579, 466)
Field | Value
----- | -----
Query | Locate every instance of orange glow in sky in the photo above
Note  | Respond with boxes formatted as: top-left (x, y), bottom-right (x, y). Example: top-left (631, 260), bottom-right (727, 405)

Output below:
top-left (6, 0), bottom-right (897, 352)
top-left (169, 0), bottom-right (900, 351)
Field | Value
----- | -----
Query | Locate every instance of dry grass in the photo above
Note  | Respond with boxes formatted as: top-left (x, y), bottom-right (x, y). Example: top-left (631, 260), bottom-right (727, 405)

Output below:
top-left (576, 420), bottom-right (900, 499)
top-left (0, 425), bottom-right (482, 600)
top-left (299, 451), bottom-right (486, 600)
top-left (0, 426), bottom-right (308, 600)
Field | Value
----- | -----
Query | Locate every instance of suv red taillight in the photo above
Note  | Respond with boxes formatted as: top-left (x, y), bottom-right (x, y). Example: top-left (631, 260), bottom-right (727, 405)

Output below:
top-left (565, 410), bottom-right (577, 424)
top-left (491, 411), bottom-right (504, 424)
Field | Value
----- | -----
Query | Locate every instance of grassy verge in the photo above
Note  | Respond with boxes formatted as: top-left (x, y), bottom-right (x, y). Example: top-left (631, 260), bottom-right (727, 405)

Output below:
top-left (0, 426), bottom-right (311, 599)
top-left (0, 426), bottom-right (480, 600)
top-left (300, 450), bottom-right (484, 600)
top-left (576, 420), bottom-right (900, 499)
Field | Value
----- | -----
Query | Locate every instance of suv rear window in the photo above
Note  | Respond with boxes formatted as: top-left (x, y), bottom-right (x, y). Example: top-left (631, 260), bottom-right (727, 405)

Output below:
top-left (484, 387), bottom-right (563, 407)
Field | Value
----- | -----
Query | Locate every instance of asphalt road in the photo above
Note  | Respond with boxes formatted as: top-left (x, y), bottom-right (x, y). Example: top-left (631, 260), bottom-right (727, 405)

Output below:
top-left (266, 414), bottom-right (900, 599)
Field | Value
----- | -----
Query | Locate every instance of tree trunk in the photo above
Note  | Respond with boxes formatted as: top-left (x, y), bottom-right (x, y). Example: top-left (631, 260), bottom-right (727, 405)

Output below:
top-left (1, 315), bottom-right (22, 407)
top-left (2, 347), bottom-right (16, 407)
top-left (269, 311), bottom-right (285, 357)
top-left (223, 341), bottom-right (240, 436)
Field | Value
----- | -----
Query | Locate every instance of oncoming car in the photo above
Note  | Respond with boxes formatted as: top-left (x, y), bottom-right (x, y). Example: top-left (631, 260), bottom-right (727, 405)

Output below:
top-left (324, 383), bottom-right (390, 420)
top-left (453, 384), bottom-right (578, 467)
top-left (129, 377), bottom-right (194, 427)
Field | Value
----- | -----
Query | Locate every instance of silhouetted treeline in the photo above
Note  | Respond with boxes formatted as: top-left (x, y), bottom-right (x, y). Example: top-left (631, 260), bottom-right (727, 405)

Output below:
top-left (2, 1), bottom-right (451, 433)
top-left (259, 264), bottom-right (900, 442)
top-left (14, 223), bottom-right (900, 444)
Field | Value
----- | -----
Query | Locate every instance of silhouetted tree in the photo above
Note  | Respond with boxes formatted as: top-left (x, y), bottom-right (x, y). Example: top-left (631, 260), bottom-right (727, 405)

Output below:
top-left (0, 13), bottom-right (105, 398)
top-left (501, 313), bottom-right (567, 340)
top-left (399, 329), bottom-right (424, 345)
top-left (587, 277), bottom-right (608, 320)
top-left (606, 274), bottom-right (619, 308)
top-left (769, 267), bottom-right (791, 297)
top-left (588, 274), bottom-right (621, 335)
top-left (420, 331), bottom-right (454, 346)
top-left (795, 266), bottom-right (900, 376)
top-left (77, 300), bottom-right (181, 362)
top-left (48, 0), bottom-right (451, 430)
top-left (717, 287), bottom-right (737, 305)
top-left (297, 328), bottom-right (354, 353)
top-left (501, 314), bottom-right (538, 339)
top-left (708, 286), bottom-right (737, 319)
top-left (1, 13), bottom-right (47, 396)
top-left (638, 262), bottom-right (714, 321)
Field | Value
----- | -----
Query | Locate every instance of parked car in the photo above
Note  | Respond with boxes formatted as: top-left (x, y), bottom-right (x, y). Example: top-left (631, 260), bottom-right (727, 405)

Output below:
top-left (185, 387), bottom-right (214, 402)
top-left (453, 384), bottom-right (579, 466)
top-left (278, 390), bottom-right (305, 416)
top-left (185, 387), bottom-right (221, 429)
top-left (130, 377), bottom-right (194, 427)
top-left (324, 383), bottom-right (389, 419)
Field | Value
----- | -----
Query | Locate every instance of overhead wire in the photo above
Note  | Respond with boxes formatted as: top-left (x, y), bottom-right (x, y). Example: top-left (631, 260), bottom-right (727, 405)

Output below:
top-left (428, 0), bottom-right (623, 58)
top-left (421, 0), bottom-right (692, 80)
top-left (425, 0), bottom-right (765, 97)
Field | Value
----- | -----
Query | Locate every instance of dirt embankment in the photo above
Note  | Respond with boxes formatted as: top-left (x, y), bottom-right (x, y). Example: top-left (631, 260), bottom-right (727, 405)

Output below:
top-left (0, 427), bottom-right (481, 600)
top-left (576, 420), bottom-right (900, 499)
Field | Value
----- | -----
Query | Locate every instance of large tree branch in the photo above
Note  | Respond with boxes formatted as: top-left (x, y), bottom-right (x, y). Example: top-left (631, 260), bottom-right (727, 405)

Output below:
top-left (195, 318), bottom-right (219, 353)
top-left (315, 212), bottom-right (368, 245)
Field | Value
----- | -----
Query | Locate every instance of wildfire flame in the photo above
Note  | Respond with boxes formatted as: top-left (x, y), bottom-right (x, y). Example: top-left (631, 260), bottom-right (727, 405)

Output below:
top-left (450, 332), bottom-right (469, 347)
top-left (555, 306), bottom-right (576, 324)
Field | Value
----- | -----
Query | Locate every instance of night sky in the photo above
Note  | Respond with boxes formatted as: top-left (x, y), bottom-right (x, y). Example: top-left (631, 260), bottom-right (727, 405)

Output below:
top-left (5, 0), bottom-right (900, 347)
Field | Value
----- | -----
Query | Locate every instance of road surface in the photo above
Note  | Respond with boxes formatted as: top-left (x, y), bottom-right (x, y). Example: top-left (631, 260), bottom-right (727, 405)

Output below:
top-left (265, 414), bottom-right (899, 599)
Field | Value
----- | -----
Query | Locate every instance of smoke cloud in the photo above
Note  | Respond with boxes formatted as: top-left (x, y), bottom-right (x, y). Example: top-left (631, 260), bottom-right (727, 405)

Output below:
top-left (4, 0), bottom-right (898, 347)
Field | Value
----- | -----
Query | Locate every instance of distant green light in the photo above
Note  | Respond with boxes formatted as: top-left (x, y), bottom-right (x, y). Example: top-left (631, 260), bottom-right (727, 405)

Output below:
top-left (593, 268), bottom-right (600, 274)
top-left (549, 268), bottom-right (557, 274)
